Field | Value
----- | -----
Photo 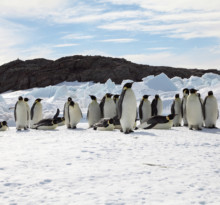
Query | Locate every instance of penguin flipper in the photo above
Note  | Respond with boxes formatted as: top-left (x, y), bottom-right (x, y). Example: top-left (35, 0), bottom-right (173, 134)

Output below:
top-left (139, 100), bottom-right (143, 120)
top-left (151, 99), bottom-right (157, 116)
top-left (53, 108), bottom-right (60, 119)
top-left (99, 96), bottom-right (105, 118)
top-left (14, 102), bottom-right (18, 121)
top-left (181, 100), bottom-right (184, 117)
top-left (203, 96), bottom-right (208, 120)
top-left (171, 101), bottom-right (175, 115)
top-left (144, 122), bottom-right (157, 129)
top-left (31, 102), bottom-right (37, 120)
top-left (118, 89), bottom-right (126, 119)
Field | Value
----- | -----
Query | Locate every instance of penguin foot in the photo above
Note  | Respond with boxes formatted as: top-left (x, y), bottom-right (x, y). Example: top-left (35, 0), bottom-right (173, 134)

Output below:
top-left (17, 129), bottom-right (21, 131)
top-left (124, 131), bottom-right (130, 134)
top-left (93, 127), bottom-right (97, 130)
top-left (129, 130), bottom-right (134, 133)
top-left (184, 124), bottom-right (188, 127)
top-left (134, 127), bottom-right (138, 130)
top-left (120, 129), bottom-right (123, 132)
top-left (72, 126), bottom-right (77, 129)
top-left (24, 127), bottom-right (28, 130)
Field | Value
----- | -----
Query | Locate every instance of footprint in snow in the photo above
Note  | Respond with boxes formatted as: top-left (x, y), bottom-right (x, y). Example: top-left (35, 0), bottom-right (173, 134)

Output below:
top-left (39, 179), bottom-right (52, 185)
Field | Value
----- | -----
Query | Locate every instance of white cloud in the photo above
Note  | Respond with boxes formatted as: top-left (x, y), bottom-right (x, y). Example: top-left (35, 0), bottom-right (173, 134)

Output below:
top-left (62, 34), bottom-right (94, 40)
top-left (53, 43), bottom-right (78, 48)
top-left (122, 48), bottom-right (220, 69)
top-left (100, 38), bottom-right (137, 43)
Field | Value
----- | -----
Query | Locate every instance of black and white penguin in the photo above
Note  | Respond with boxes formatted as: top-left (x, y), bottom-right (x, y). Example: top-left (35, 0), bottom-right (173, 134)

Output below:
top-left (87, 95), bottom-right (101, 128)
top-left (171, 94), bottom-right (182, 127)
top-left (24, 98), bottom-right (30, 129)
top-left (30, 98), bottom-right (43, 129)
top-left (100, 93), bottom-right (117, 118)
top-left (34, 119), bottom-right (58, 130)
top-left (118, 82), bottom-right (137, 134)
top-left (186, 89), bottom-right (203, 130)
top-left (181, 88), bottom-right (189, 126)
top-left (68, 101), bottom-right (82, 129)
top-left (143, 114), bottom-right (175, 129)
top-left (14, 96), bottom-right (28, 131)
top-left (139, 95), bottom-right (151, 124)
top-left (0, 121), bottom-right (8, 131)
top-left (151, 94), bottom-right (163, 116)
top-left (63, 97), bottom-right (72, 128)
top-left (93, 118), bottom-right (114, 131)
top-left (203, 91), bottom-right (219, 128)
top-left (53, 109), bottom-right (65, 126)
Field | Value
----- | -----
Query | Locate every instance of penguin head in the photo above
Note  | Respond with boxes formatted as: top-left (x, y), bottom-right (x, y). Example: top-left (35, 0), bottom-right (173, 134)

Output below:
top-left (24, 98), bottom-right (29, 102)
top-left (2, 121), bottom-right (7, 126)
top-left (183, 88), bottom-right (189, 95)
top-left (208, 91), bottom-right (213, 96)
top-left (155, 94), bottom-right (159, 99)
top-left (167, 114), bottom-right (176, 120)
top-left (52, 119), bottom-right (58, 125)
top-left (175, 94), bottom-right (180, 99)
top-left (35, 98), bottom-right (42, 103)
top-left (89, 95), bottom-right (97, 101)
top-left (18, 96), bottom-right (23, 101)
top-left (123, 82), bottom-right (133, 90)
top-left (106, 93), bottom-right (112, 98)
top-left (190, 89), bottom-right (197, 94)
top-left (108, 118), bottom-right (114, 125)
top-left (143, 95), bottom-right (150, 100)
top-left (68, 97), bottom-right (72, 102)
top-left (113, 95), bottom-right (120, 100)
top-left (69, 101), bottom-right (75, 107)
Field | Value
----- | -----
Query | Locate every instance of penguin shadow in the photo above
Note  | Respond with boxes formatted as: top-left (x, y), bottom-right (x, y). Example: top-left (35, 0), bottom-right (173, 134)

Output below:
top-left (67, 127), bottom-right (85, 131)
top-left (16, 129), bottom-right (31, 133)
top-left (201, 127), bottom-right (220, 135)
top-left (130, 130), bottom-right (156, 137)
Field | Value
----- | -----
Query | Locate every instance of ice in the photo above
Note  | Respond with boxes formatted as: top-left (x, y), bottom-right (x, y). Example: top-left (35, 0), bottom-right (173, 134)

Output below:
top-left (146, 73), bottom-right (178, 91)
top-left (0, 72), bottom-right (220, 204)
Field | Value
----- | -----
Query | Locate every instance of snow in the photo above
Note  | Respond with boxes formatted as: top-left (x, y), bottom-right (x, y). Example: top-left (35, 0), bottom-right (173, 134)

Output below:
top-left (0, 72), bottom-right (220, 204)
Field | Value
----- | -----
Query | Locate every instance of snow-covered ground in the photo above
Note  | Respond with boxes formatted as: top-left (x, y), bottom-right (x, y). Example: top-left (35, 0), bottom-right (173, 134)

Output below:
top-left (0, 73), bottom-right (220, 204)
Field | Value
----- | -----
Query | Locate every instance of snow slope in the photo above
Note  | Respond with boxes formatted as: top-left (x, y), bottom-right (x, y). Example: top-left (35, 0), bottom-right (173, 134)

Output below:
top-left (0, 73), bottom-right (220, 204)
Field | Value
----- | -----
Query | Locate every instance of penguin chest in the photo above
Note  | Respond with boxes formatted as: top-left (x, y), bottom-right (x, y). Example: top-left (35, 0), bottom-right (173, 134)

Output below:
top-left (88, 103), bottom-right (101, 125)
top-left (153, 120), bottom-right (173, 129)
top-left (97, 124), bottom-right (114, 131)
top-left (104, 100), bottom-right (116, 118)
top-left (142, 101), bottom-right (151, 121)
top-left (32, 104), bottom-right (42, 121)
top-left (120, 90), bottom-right (137, 129)
top-left (69, 104), bottom-right (82, 125)
top-left (205, 97), bottom-right (218, 124)
top-left (37, 124), bottom-right (58, 130)
top-left (157, 99), bottom-right (163, 115)
top-left (16, 102), bottom-right (27, 125)
top-left (186, 95), bottom-right (203, 125)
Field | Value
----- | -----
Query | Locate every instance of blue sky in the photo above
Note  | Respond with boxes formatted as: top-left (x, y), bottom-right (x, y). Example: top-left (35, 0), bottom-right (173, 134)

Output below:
top-left (0, 0), bottom-right (220, 69)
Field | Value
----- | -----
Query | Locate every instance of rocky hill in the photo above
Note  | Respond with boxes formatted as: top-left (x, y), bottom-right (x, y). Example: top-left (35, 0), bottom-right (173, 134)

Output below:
top-left (0, 55), bottom-right (219, 93)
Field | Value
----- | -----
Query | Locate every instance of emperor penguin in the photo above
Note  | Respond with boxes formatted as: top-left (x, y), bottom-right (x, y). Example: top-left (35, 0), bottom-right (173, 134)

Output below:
top-left (118, 82), bottom-right (137, 134)
top-left (0, 121), bottom-right (8, 131)
top-left (93, 118), bottom-right (114, 131)
top-left (99, 93), bottom-right (117, 118)
top-left (14, 96), bottom-right (28, 131)
top-left (186, 89), bottom-right (203, 130)
top-left (53, 108), bottom-right (65, 126)
top-left (63, 97), bottom-right (72, 128)
top-left (24, 98), bottom-right (30, 129)
top-left (139, 95), bottom-right (151, 124)
top-left (68, 101), bottom-right (82, 129)
top-left (171, 94), bottom-right (182, 127)
top-left (113, 94), bottom-right (120, 116)
top-left (151, 94), bottom-right (163, 116)
top-left (87, 95), bottom-right (101, 128)
top-left (203, 91), bottom-right (219, 128)
top-left (143, 114), bottom-right (175, 129)
top-left (30, 98), bottom-right (43, 129)
top-left (181, 88), bottom-right (189, 126)
top-left (34, 119), bottom-right (58, 130)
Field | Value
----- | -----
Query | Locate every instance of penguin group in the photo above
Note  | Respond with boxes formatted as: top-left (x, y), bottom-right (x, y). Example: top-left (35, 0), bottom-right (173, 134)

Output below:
top-left (1, 84), bottom-right (219, 133)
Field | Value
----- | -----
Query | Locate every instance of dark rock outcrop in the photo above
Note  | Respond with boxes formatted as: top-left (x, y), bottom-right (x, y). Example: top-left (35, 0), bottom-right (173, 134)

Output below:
top-left (0, 55), bottom-right (219, 93)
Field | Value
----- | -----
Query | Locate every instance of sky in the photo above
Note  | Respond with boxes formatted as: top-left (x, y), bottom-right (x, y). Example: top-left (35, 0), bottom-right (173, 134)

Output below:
top-left (0, 0), bottom-right (220, 69)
